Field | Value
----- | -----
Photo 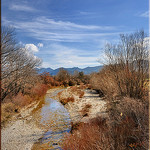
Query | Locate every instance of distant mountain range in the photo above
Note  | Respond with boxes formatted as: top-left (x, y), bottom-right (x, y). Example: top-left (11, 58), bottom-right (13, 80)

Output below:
top-left (37, 66), bottom-right (103, 75)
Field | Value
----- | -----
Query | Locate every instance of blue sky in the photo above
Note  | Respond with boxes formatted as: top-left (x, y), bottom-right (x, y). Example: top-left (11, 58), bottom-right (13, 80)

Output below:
top-left (2, 0), bottom-right (149, 69)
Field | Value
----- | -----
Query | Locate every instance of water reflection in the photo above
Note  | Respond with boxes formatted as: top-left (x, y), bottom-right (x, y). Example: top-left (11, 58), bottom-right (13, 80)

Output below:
top-left (39, 90), bottom-right (71, 149)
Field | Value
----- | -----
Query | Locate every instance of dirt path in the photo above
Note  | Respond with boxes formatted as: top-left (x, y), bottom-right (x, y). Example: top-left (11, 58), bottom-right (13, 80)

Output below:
top-left (65, 89), bottom-right (108, 123)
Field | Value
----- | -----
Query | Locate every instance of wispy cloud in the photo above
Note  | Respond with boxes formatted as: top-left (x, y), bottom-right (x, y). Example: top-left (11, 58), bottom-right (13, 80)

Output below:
top-left (9, 4), bottom-right (37, 12)
top-left (139, 11), bottom-right (149, 17)
top-left (3, 16), bottom-right (119, 42)
top-left (31, 16), bottom-right (115, 30)
top-left (79, 11), bottom-right (95, 15)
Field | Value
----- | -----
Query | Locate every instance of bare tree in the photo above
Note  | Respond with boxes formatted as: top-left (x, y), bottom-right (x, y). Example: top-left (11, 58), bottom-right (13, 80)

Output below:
top-left (56, 68), bottom-right (70, 82)
top-left (1, 27), bottom-right (41, 101)
top-left (97, 30), bottom-right (149, 99)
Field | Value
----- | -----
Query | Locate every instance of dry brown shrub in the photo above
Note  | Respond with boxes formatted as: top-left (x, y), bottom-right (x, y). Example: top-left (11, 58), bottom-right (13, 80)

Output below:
top-left (69, 86), bottom-right (78, 92)
top-left (58, 86), bottom-right (85, 104)
top-left (86, 84), bottom-right (92, 89)
top-left (31, 83), bottom-right (48, 98)
top-left (63, 97), bottom-right (148, 150)
top-left (2, 102), bottom-right (16, 113)
top-left (79, 84), bottom-right (86, 89)
top-left (90, 64), bottom-right (149, 101)
top-left (9, 83), bottom-right (48, 108)
top-left (69, 86), bottom-right (85, 98)
top-left (68, 80), bottom-right (75, 86)
top-left (1, 102), bottom-right (18, 125)
top-left (98, 30), bottom-right (149, 100)
top-left (60, 96), bottom-right (74, 105)
top-left (90, 66), bottom-right (123, 99)
top-left (79, 91), bottom-right (84, 98)
top-left (12, 93), bottom-right (33, 107)
top-left (80, 104), bottom-right (92, 117)
top-left (54, 81), bottom-right (61, 86)
top-left (108, 97), bottom-right (149, 149)
top-left (57, 91), bottom-right (63, 97)
top-left (63, 117), bottom-right (112, 150)
top-left (70, 122), bottom-right (83, 133)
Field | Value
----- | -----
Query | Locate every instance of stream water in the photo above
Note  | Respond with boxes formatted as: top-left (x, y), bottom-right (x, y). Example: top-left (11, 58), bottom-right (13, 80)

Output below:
top-left (33, 89), bottom-right (71, 149)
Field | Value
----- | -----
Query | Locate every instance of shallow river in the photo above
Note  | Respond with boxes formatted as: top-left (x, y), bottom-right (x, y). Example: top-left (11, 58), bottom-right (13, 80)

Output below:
top-left (32, 89), bottom-right (71, 150)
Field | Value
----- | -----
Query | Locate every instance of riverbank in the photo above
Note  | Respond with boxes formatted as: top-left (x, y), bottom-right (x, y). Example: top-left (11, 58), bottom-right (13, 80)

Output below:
top-left (58, 87), bottom-right (108, 124)
top-left (61, 86), bottom-right (149, 150)
top-left (1, 87), bottom-right (64, 150)
top-left (1, 100), bottom-right (45, 150)
top-left (57, 87), bottom-right (110, 149)
top-left (2, 87), bottom-right (108, 150)
top-left (67, 89), bottom-right (108, 123)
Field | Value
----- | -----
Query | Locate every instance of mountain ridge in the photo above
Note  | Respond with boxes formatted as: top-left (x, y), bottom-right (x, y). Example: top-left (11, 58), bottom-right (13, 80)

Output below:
top-left (37, 66), bottom-right (103, 75)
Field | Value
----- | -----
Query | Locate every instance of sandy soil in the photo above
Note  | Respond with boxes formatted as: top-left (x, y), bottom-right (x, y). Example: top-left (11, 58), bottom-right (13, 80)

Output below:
top-left (65, 89), bottom-right (108, 123)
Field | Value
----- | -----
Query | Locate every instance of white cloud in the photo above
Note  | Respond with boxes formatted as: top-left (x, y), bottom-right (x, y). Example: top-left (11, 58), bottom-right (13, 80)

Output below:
top-left (37, 43), bottom-right (43, 48)
top-left (21, 48), bottom-right (41, 63)
top-left (25, 44), bottom-right (39, 53)
top-left (140, 11), bottom-right (149, 17)
top-left (9, 4), bottom-right (36, 12)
